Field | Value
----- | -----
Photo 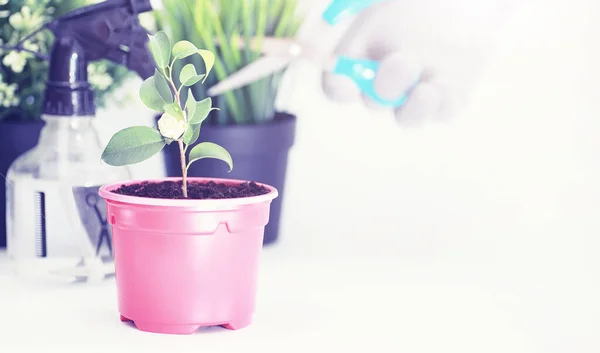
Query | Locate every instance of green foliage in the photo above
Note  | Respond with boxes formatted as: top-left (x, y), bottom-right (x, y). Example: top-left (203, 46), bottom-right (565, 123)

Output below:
top-left (147, 32), bottom-right (171, 69)
top-left (153, 70), bottom-right (174, 104)
top-left (188, 142), bottom-right (233, 173)
top-left (172, 41), bottom-right (199, 59)
top-left (101, 126), bottom-right (166, 166)
top-left (189, 98), bottom-right (213, 125)
top-left (139, 72), bottom-right (172, 111)
top-left (152, 0), bottom-right (302, 125)
top-left (0, 0), bottom-right (131, 121)
top-left (102, 30), bottom-right (233, 197)
top-left (179, 64), bottom-right (204, 86)
top-left (185, 88), bottom-right (197, 117)
top-left (183, 121), bottom-right (200, 145)
top-left (163, 102), bottom-right (184, 121)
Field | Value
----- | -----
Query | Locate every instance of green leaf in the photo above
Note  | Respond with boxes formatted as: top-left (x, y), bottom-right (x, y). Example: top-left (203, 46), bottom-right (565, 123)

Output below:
top-left (187, 142), bottom-right (233, 172)
top-left (189, 97), bottom-right (212, 125)
top-left (153, 69), bottom-right (174, 104)
top-left (148, 31), bottom-right (171, 69)
top-left (138, 70), bottom-right (174, 111)
top-left (183, 123), bottom-right (201, 145)
top-left (179, 64), bottom-right (205, 86)
top-left (185, 88), bottom-right (196, 119)
top-left (186, 75), bottom-right (205, 86)
top-left (101, 126), bottom-right (166, 166)
top-left (171, 40), bottom-right (215, 83)
top-left (179, 64), bottom-right (197, 82)
top-left (197, 49), bottom-right (215, 82)
top-left (139, 76), bottom-right (164, 111)
top-left (172, 40), bottom-right (198, 60)
top-left (163, 102), bottom-right (184, 121)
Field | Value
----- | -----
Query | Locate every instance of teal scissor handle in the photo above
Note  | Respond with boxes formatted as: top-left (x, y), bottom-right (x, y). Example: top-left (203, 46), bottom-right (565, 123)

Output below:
top-left (323, 0), bottom-right (389, 25)
top-left (334, 56), bottom-right (409, 108)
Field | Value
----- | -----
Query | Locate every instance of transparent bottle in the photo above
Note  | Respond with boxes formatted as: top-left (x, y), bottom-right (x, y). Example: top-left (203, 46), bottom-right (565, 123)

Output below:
top-left (6, 115), bottom-right (131, 283)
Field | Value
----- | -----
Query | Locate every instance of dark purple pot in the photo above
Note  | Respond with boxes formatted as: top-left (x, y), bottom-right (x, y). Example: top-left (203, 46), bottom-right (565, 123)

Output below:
top-left (161, 112), bottom-right (296, 246)
top-left (0, 119), bottom-right (45, 248)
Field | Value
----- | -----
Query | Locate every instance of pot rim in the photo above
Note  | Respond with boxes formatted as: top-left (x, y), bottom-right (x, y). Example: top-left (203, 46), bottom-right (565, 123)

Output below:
top-left (99, 177), bottom-right (278, 209)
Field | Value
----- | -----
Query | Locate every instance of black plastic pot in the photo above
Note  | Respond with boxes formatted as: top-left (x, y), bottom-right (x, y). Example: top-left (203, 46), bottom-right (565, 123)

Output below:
top-left (162, 112), bottom-right (296, 246)
top-left (0, 119), bottom-right (45, 248)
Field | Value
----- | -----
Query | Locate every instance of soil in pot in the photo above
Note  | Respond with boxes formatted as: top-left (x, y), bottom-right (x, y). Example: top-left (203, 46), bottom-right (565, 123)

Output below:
top-left (112, 180), bottom-right (269, 199)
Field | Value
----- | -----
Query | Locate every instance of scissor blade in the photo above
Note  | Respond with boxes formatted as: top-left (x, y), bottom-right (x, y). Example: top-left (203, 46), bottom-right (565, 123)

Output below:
top-left (207, 56), bottom-right (292, 96)
top-left (230, 36), bottom-right (300, 56)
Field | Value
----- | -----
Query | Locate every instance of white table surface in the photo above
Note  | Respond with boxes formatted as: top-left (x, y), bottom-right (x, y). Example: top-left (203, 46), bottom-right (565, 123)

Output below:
top-left (1, 214), bottom-right (599, 353)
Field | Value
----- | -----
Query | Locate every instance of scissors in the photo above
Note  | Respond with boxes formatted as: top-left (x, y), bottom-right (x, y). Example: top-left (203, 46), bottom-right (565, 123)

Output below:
top-left (207, 0), bottom-right (411, 108)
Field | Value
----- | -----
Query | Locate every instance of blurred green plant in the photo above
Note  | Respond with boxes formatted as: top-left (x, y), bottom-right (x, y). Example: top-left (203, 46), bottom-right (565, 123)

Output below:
top-left (0, 0), bottom-right (132, 121)
top-left (152, 0), bottom-right (302, 125)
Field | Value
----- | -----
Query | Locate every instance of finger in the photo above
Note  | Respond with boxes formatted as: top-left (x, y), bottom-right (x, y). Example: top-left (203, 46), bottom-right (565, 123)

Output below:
top-left (393, 81), bottom-right (443, 127)
top-left (322, 71), bottom-right (363, 103)
top-left (362, 51), bottom-right (422, 110)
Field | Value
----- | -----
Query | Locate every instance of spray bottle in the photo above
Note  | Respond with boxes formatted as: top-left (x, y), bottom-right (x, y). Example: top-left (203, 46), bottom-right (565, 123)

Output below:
top-left (3, 0), bottom-right (157, 283)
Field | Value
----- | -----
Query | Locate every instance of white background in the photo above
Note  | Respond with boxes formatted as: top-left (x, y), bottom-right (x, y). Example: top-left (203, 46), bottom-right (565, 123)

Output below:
top-left (2, 0), bottom-right (600, 352)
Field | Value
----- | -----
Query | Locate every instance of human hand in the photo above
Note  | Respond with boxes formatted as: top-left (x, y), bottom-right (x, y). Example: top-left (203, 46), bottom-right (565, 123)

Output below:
top-left (321, 0), bottom-right (518, 126)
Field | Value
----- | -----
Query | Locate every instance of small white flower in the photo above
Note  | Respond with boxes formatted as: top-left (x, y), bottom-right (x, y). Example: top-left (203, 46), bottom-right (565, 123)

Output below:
top-left (9, 6), bottom-right (42, 31)
top-left (4, 88), bottom-right (13, 99)
top-left (2, 51), bottom-right (27, 73)
top-left (22, 5), bottom-right (31, 17)
top-left (88, 64), bottom-right (114, 91)
top-left (89, 72), bottom-right (113, 90)
top-left (0, 10), bottom-right (10, 18)
top-left (0, 0), bottom-right (9, 6)
top-left (7, 84), bottom-right (16, 96)
top-left (9, 13), bottom-right (24, 30)
top-left (157, 112), bottom-right (187, 140)
top-left (0, 82), bottom-right (19, 107)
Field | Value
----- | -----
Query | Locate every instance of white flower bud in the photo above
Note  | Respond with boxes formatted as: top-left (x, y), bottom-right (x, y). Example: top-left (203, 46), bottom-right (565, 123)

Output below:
top-left (9, 13), bottom-right (23, 30)
top-left (89, 72), bottom-right (113, 91)
top-left (157, 113), bottom-right (187, 140)
top-left (2, 51), bottom-right (26, 73)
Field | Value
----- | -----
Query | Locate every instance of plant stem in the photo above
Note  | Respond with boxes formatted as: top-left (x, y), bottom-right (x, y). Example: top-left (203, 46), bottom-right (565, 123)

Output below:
top-left (178, 140), bottom-right (188, 198)
top-left (165, 67), bottom-right (181, 104)
top-left (164, 66), bottom-right (187, 197)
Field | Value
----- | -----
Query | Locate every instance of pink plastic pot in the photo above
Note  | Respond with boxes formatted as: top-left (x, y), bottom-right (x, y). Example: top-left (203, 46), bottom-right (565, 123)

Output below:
top-left (98, 177), bottom-right (278, 335)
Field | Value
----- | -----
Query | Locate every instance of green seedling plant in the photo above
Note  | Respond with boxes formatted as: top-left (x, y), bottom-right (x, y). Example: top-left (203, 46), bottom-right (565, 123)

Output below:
top-left (101, 31), bottom-right (233, 198)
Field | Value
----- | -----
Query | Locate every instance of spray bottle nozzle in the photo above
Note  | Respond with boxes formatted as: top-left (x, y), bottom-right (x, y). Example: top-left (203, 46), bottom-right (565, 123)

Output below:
top-left (41, 0), bottom-right (157, 116)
